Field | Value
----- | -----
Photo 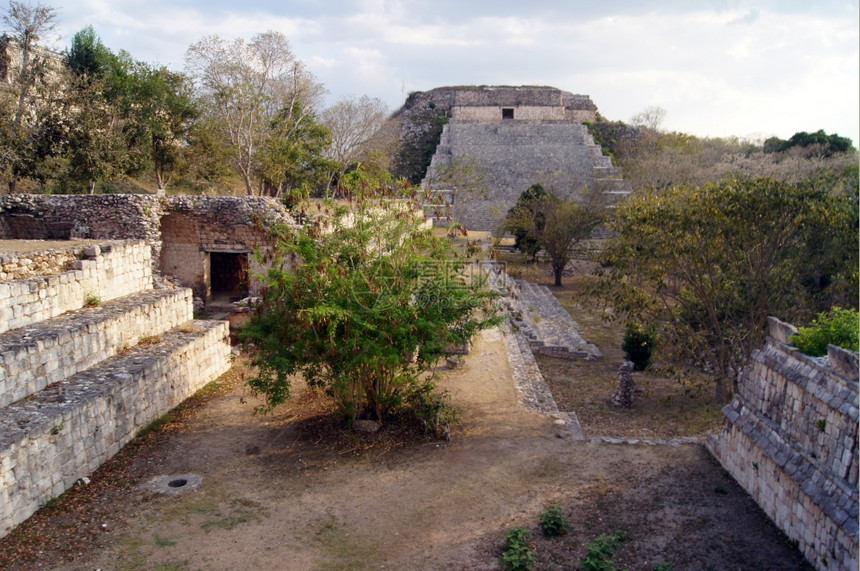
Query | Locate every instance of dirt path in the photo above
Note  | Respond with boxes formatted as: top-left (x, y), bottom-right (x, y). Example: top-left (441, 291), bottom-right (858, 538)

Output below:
top-left (6, 328), bottom-right (809, 570)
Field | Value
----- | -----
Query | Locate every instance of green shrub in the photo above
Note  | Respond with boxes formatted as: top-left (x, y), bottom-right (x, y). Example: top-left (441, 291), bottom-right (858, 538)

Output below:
top-left (789, 307), bottom-right (859, 356)
top-left (538, 504), bottom-right (569, 537)
top-left (582, 530), bottom-right (626, 571)
top-left (501, 526), bottom-right (534, 571)
top-left (622, 327), bottom-right (655, 371)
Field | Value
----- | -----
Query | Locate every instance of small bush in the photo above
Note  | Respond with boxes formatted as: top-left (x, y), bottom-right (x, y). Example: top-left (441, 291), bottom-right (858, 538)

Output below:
top-left (622, 327), bottom-right (655, 371)
top-left (501, 527), bottom-right (534, 571)
top-left (582, 530), bottom-right (626, 571)
top-left (789, 307), bottom-right (859, 356)
top-left (538, 504), bottom-right (569, 537)
top-left (84, 292), bottom-right (101, 307)
top-left (404, 380), bottom-right (458, 440)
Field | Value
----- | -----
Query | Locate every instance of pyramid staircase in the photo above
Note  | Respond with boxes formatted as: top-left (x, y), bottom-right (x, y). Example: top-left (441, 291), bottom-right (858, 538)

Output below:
top-left (0, 240), bottom-right (231, 538)
top-left (485, 265), bottom-right (600, 360)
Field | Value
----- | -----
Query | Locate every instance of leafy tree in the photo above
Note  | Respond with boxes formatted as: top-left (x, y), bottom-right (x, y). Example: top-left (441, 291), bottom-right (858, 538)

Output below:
top-left (259, 103), bottom-right (335, 200)
top-left (0, 0), bottom-right (58, 192)
top-left (502, 183), bottom-right (549, 261)
top-left (241, 187), bottom-right (501, 426)
top-left (789, 307), bottom-right (859, 356)
top-left (503, 185), bottom-right (608, 286)
top-left (595, 177), bottom-right (858, 401)
top-left (540, 188), bottom-right (608, 287)
top-left (766, 130), bottom-right (855, 156)
top-left (61, 27), bottom-right (136, 193)
top-left (185, 31), bottom-right (325, 196)
top-left (131, 63), bottom-right (198, 190)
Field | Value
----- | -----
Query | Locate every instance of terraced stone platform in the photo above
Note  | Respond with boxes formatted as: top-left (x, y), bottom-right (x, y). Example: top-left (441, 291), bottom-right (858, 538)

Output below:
top-left (0, 240), bottom-right (231, 539)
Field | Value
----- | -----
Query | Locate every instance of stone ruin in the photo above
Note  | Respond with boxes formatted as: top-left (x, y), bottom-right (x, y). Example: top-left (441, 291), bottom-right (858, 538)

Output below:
top-left (415, 85), bottom-right (630, 231)
top-left (0, 193), bottom-right (297, 304)
top-left (0, 193), bottom-right (297, 539)
top-left (0, 239), bottom-right (231, 538)
top-left (611, 361), bottom-right (636, 408)
top-left (707, 317), bottom-right (858, 571)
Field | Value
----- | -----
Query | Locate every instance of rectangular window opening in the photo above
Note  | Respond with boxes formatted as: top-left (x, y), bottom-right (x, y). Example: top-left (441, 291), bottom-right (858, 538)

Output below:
top-left (502, 108), bottom-right (514, 119)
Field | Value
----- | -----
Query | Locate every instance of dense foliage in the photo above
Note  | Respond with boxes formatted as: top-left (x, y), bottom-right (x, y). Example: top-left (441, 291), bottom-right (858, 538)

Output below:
top-left (621, 327), bottom-right (654, 371)
top-left (594, 176), bottom-right (858, 401)
top-left (763, 130), bottom-right (855, 156)
top-left (240, 185), bottom-right (501, 426)
top-left (503, 183), bottom-right (549, 261)
top-left (789, 307), bottom-right (859, 356)
top-left (501, 184), bottom-right (608, 286)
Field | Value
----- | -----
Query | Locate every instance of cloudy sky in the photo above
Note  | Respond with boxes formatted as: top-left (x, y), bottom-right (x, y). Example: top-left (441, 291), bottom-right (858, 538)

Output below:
top-left (42, 0), bottom-right (860, 145)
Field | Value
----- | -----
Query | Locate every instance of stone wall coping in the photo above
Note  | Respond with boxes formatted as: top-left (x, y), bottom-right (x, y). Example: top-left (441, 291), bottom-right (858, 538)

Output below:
top-left (0, 320), bottom-right (227, 449)
top-left (829, 344), bottom-right (859, 381)
top-left (767, 315), bottom-right (798, 343)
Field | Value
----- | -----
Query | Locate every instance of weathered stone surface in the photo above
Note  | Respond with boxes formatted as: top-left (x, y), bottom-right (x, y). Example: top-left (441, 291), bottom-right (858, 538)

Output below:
top-left (0, 240), bottom-right (152, 334)
top-left (707, 317), bottom-right (859, 571)
top-left (0, 231), bottom-right (232, 540)
top-left (0, 194), bottom-right (296, 299)
top-left (0, 320), bottom-right (230, 538)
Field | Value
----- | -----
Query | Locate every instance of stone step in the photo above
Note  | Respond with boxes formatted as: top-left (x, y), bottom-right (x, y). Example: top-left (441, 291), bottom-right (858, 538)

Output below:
top-left (0, 241), bottom-right (153, 335)
top-left (0, 319), bottom-right (231, 538)
top-left (0, 288), bottom-right (193, 407)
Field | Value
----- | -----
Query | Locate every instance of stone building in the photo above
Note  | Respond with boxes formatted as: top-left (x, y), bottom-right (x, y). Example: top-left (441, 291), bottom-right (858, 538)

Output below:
top-left (0, 194), bottom-right (296, 303)
top-left (415, 85), bottom-right (628, 231)
top-left (707, 317), bottom-right (858, 571)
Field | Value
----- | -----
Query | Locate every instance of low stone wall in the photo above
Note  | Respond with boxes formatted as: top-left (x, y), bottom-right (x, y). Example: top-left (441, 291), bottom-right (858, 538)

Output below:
top-left (0, 241), bottom-right (152, 334)
top-left (707, 317), bottom-right (858, 571)
top-left (0, 288), bottom-right (193, 408)
top-left (0, 320), bottom-right (231, 538)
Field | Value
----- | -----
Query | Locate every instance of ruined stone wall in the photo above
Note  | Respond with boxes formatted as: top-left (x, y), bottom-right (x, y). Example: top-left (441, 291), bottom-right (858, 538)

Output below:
top-left (0, 194), bottom-right (294, 299)
top-left (0, 246), bottom-right (90, 281)
top-left (0, 236), bottom-right (233, 539)
top-left (0, 320), bottom-right (230, 538)
top-left (0, 241), bottom-right (152, 334)
top-left (707, 317), bottom-right (859, 571)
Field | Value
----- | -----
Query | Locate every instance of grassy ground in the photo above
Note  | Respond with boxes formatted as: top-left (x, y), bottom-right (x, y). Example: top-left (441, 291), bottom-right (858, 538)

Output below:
top-left (495, 250), bottom-right (725, 439)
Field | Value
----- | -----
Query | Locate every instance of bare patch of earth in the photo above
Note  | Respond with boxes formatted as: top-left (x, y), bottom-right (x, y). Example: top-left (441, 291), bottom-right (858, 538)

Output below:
top-left (0, 328), bottom-right (809, 570)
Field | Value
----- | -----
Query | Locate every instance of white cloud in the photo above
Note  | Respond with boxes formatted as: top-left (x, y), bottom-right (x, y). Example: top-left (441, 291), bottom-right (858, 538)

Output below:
top-left (38, 0), bottom-right (860, 144)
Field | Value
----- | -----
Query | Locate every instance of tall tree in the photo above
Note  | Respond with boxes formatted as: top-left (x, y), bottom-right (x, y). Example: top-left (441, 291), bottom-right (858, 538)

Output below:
top-left (502, 185), bottom-right (608, 286)
top-left (0, 0), bottom-right (58, 192)
top-left (594, 177), bottom-right (858, 401)
top-left (259, 104), bottom-right (335, 201)
top-left (131, 63), bottom-right (198, 190)
top-left (185, 31), bottom-right (326, 196)
top-left (501, 183), bottom-right (549, 261)
top-left (321, 94), bottom-right (389, 169)
top-left (62, 27), bottom-right (130, 193)
top-left (2, 0), bottom-right (55, 128)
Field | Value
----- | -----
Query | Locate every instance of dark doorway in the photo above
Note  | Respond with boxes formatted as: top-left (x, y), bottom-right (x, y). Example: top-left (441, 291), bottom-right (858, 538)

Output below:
top-left (502, 108), bottom-right (514, 119)
top-left (210, 252), bottom-right (249, 301)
